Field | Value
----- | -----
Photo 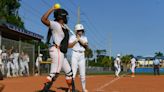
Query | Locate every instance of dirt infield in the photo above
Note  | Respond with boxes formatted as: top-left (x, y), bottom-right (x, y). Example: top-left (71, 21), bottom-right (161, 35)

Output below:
top-left (0, 75), bottom-right (163, 92)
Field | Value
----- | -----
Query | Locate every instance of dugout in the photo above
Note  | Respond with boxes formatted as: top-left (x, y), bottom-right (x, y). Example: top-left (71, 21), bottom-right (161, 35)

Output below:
top-left (0, 21), bottom-right (43, 75)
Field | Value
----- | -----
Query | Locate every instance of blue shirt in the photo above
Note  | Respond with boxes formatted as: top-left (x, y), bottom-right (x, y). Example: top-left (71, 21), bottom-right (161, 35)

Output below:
top-left (153, 59), bottom-right (160, 65)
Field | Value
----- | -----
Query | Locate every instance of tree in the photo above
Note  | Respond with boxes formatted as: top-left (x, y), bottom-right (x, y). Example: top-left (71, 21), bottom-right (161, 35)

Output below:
top-left (85, 48), bottom-right (93, 67)
top-left (155, 52), bottom-right (163, 57)
top-left (101, 56), bottom-right (112, 70)
top-left (121, 55), bottom-right (132, 72)
top-left (85, 48), bottom-right (93, 58)
top-left (121, 55), bottom-right (132, 64)
top-left (0, 0), bottom-right (24, 28)
top-left (96, 49), bottom-right (106, 57)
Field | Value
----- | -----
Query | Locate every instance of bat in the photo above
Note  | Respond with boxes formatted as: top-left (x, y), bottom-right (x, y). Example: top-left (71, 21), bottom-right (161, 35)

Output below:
top-left (72, 78), bottom-right (76, 92)
top-left (64, 24), bottom-right (75, 35)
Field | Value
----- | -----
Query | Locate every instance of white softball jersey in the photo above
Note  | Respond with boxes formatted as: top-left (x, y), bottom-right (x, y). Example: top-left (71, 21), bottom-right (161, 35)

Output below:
top-left (69, 35), bottom-right (88, 52)
top-left (50, 21), bottom-right (64, 46)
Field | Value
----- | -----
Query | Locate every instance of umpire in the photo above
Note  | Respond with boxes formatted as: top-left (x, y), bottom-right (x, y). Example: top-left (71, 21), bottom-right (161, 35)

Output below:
top-left (153, 57), bottom-right (160, 75)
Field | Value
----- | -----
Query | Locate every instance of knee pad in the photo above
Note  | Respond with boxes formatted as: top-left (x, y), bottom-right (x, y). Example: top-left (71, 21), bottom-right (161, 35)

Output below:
top-left (65, 70), bottom-right (73, 80)
top-left (65, 70), bottom-right (73, 77)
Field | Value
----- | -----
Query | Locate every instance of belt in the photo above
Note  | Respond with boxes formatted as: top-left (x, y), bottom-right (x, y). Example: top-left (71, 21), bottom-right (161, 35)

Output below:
top-left (73, 50), bottom-right (84, 53)
top-left (50, 44), bottom-right (60, 48)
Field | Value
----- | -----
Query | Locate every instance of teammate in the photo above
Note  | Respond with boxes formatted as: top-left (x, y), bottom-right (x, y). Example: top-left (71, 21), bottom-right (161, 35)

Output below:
top-left (6, 47), bottom-right (15, 77)
top-left (69, 24), bottom-right (88, 92)
top-left (13, 50), bottom-right (19, 77)
top-left (114, 54), bottom-right (121, 77)
top-left (0, 49), bottom-right (3, 80)
top-left (1, 50), bottom-right (7, 76)
top-left (19, 51), bottom-right (25, 76)
top-left (41, 6), bottom-right (74, 91)
top-left (130, 56), bottom-right (136, 77)
top-left (23, 53), bottom-right (30, 76)
top-left (35, 54), bottom-right (43, 76)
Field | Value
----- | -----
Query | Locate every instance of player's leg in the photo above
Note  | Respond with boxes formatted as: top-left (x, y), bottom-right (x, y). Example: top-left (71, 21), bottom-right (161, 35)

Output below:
top-left (79, 55), bottom-right (88, 92)
top-left (42, 47), bottom-right (64, 91)
top-left (0, 64), bottom-right (3, 80)
top-left (62, 58), bottom-right (74, 91)
top-left (157, 66), bottom-right (160, 75)
top-left (11, 62), bottom-right (16, 77)
top-left (7, 62), bottom-right (11, 77)
top-left (1, 61), bottom-right (5, 76)
top-left (71, 52), bottom-right (79, 78)
top-left (153, 65), bottom-right (156, 75)
top-left (2, 60), bottom-right (7, 77)
top-left (131, 65), bottom-right (135, 77)
top-left (15, 62), bottom-right (19, 76)
top-left (19, 60), bottom-right (24, 76)
top-left (25, 62), bottom-right (29, 76)
top-left (13, 59), bottom-right (19, 76)
top-left (114, 65), bottom-right (118, 77)
top-left (117, 66), bottom-right (121, 76)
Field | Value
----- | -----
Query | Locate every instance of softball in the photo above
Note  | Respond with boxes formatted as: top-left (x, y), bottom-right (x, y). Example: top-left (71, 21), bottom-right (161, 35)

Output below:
top-left (54, 3), bottom-right (61, 9)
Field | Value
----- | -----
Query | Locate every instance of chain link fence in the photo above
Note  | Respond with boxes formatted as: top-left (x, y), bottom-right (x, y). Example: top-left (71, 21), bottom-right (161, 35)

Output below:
top-left (1, 37), bottom-right (35, 76)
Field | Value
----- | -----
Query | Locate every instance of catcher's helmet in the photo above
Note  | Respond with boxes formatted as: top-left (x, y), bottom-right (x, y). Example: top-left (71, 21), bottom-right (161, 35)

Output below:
top-left (54, 9), bottom-right (69, 24)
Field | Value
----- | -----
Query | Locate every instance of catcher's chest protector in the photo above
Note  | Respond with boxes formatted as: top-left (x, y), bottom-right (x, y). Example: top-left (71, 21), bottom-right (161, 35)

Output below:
top-left (60, 28), bottom-right (69, 54)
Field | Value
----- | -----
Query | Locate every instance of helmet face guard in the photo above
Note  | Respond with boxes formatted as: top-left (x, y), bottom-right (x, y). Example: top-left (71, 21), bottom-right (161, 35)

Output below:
top-left (54, 9), bottom-right (69, 24)
top-left (76, 30), bottom-right (84, 33)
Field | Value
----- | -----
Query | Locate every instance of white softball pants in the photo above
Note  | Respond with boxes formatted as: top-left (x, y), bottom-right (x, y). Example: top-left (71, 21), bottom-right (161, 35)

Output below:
top-left (48, 46), bottom-right (72, 80)
top-left (7, 61), bottom-right (15, 76)
top-left (115, 65), bottom-right (121, 76)
top-left (13, 59), bottom-right (19, 76)
top-left (71, 51), bottom-right (86, 91)
top-left (131, 64), bottom-right (135, 73)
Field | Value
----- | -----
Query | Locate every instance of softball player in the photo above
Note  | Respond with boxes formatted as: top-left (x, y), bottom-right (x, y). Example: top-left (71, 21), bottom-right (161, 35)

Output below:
top-left (41, 6), bottom-right (74, 91)
top-left (7, 52), bottom-right (15, 77)
top-left (130, 56), bottom-right (136, 77)
top-left (114, 54), bottom-right (121, 77)
top-left (19, 51), bottom-right (25, 76)
top-left (23, 53), bottom-right (30, 76)
top-left (69, 24), bottom-right (88, 92)
top-left (13, 51), bottom-right (19, 77)
top-left (0, 49), bottom-right (3, 78)
top-left (1, 51), bottom-right (7, 76)
top-left (0, 49), bottom-right (2, 68)
top-left (35, 54), bottom-right (43, 76)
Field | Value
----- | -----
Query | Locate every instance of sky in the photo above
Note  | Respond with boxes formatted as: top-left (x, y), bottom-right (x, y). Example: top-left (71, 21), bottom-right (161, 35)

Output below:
top-left (19, 0), bottom-right (164, 57)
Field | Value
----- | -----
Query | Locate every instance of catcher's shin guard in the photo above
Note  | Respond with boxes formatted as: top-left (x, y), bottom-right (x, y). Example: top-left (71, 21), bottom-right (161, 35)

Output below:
top-left (66, 70), bottom-right (75, 92)
top-left (41, 73), bottom-right (59, 91)
top-left (41, 81), bottom-right (53, 92)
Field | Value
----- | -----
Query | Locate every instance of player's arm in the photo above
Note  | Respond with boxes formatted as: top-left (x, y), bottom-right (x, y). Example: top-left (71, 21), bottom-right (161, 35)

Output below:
top-left (68, 39), bottom-right (79, 48)
top-left (78, 36), bottom-right (88, 49)
top-left (78, 40), bottom-right (88, 49)
top-left (41, 7), bottom-right (55, 26)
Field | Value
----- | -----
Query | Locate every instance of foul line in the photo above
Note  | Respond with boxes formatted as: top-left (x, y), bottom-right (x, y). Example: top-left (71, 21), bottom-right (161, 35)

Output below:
top-left (95, 74), bottom-right (127, 92)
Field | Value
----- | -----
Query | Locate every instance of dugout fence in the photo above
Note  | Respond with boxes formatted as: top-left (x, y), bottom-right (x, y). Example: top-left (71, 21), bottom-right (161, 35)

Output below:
top-left (1, 37), bottom-right (35, 76)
